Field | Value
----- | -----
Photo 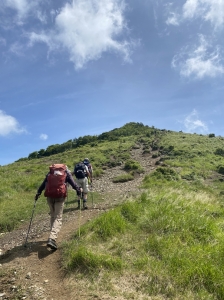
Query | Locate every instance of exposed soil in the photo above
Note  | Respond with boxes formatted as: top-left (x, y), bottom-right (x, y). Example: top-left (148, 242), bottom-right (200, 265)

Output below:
top-left (0, 144), bottom-right (160, 300)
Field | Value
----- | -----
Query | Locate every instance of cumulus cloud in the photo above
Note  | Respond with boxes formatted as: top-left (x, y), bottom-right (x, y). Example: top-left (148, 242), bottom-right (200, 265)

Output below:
top-left (183, 109), bottom-right (208, 133)
top-left (165, 1), bottom-right (224, 79)
top-left (4, 0), bottom-right (33, 22)
top-left (166, 0), bottom-right (224, 29)
top-left (182, 0), bottom-right (224, 29)
top-left (172, 35), bottom-right (224, 79)
top-left (39, 133), bottom-right (48, 140)
top-left (2, 0), bottom-right (45, 25)
top-left (182, 0), bottom-right (200, 20)
top-left (27, 0), bottom-right (134, 69)
top-left (4, 0), bottom-right (30, 16)
top-left (0, 110), bottom-right (26, 136)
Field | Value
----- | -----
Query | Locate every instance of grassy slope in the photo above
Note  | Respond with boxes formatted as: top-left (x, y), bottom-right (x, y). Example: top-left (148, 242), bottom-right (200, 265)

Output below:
top-left (62, 129), bottom-right (224, 299)
top-left (1, 123), bottom-right (224, 299)
top-left (0, 134), bottom-right (136, 231)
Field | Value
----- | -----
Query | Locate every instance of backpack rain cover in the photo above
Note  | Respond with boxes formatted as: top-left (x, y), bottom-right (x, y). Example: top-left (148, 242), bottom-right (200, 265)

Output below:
top-left (44, 164), bottom-right (67, 198)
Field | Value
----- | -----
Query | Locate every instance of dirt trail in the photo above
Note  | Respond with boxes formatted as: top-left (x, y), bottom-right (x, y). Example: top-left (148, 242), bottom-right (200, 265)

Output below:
top-left (0, 145), bottom-right (159, 300)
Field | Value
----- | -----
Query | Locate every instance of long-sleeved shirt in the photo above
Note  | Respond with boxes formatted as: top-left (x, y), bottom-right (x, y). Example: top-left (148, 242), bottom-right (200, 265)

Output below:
top-left (37, 170), bottom-right (81, 196)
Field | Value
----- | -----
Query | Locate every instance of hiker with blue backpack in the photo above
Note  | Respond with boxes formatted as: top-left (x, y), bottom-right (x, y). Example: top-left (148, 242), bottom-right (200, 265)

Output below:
top-left (73, 160), bottom-right (91, 209)
top-left (35, 164), bottom-right (82, 250)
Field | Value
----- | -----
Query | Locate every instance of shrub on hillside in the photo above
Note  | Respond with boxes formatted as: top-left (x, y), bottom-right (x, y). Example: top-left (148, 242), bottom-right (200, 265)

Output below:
top-left (215, 148), bottom-right (224, 156)
top-left (132, 144), bottom-right (141, 149)
top-left (112, 174), bottom-right (134, 183)
top-left (218, 166), bottom-right (224, 175)
top-left (151, 167), bottom-right (179, 181)
top-left (124, 159), bottom-right (143, 172)
top-left (181, 172), bottom-right (196, 181)
top-left (107, 160), bottom-right (122, 168)
top-left (142, 149), bottom-right (151, 155)
top-left (151, 145), bottom-right (159, 151)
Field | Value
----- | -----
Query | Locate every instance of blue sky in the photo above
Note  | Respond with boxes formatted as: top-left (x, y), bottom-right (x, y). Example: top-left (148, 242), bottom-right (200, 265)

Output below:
top-left (0, 0), bottom-right (224, 165)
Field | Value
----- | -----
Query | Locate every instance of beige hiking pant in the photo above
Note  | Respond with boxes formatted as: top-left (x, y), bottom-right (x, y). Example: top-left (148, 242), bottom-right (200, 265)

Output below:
top-left (75, 177), bottom-right (89, 194)
top-left (47, 197), bottom-right (65, 241)
top-left (75, 177), bottom-right (89, 202)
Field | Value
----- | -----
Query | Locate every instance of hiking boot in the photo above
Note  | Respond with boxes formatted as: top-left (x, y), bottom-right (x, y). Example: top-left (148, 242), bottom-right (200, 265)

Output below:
top-left (83, 203), bottom-right (88, 210)
top-left (47, 238), bottom-right (57, 250)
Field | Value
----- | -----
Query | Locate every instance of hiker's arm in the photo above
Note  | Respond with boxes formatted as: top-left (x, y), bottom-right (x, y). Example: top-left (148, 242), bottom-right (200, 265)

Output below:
top-left (87, 171), bottom-right (92, 184)
top-left (90, 167), bottom-right (93, 181)
top-left (88, 165), bottom-right (93, 182)
top-left (35, 175), bottom-right (47, 200)
top-left (85, 166), bottom-right (90, 179)
top-left (66, 172), bottom-right (81, 195)
top-left (37, 176), bottom-right (48, 195)
top-left (91, 165), bottom-right (93, 176)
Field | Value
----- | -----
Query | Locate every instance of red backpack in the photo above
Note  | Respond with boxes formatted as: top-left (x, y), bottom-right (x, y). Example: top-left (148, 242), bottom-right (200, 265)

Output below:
top-left (44, 164), bottom-right (67, 198)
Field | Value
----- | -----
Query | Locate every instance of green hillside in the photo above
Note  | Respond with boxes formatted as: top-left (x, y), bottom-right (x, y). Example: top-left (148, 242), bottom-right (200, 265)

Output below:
top-left (0, 122), bottom-right (154, 231)
top-left (1, 122), bottom-right (224, 299)
top-left (0, 122), bottom-right (224, 232)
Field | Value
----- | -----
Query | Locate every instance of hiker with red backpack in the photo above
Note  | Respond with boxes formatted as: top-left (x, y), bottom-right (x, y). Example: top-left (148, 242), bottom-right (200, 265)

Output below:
top-left (35, 164), bottom-right (82, 250)
top-left (73, 161), bottom-right (90, 209)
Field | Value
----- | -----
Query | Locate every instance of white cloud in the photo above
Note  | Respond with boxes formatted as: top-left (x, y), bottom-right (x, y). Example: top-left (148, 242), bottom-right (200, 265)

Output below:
top-left (172, 35), bottom-right (224, 79)
top-left (2, 0), bottom-right (44, 25)
top-left (166, 13), bottom-right (180, 26)
top-left (5, 0), bottom-right (32, 23)
top-left (166, 1), bottom-right (224, 79)
top-left (40, 133), bottom-right (48, 140)
top-left (183, 0), bottom-right (224, 29)
top-left (27, 0), bottom-right (134, 69)
top-left (9, 42), bottom-right (25, 56)
top-left (0, 110), bottom-right (26, 136)
top-left (182, 0), bottom-right (200, 19)
top-left (28, 32), bottom-right (55, 50)
top-left (4, 0), bottom-right (29, 16)
top-left (166, 0), bottom-right (224, 29)
top-left (183, 109), bottom-right (208, 133)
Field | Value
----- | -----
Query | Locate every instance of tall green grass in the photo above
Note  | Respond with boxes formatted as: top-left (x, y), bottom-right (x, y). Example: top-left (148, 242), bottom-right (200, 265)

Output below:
top-left (62, 179), bottom-right (224, 299)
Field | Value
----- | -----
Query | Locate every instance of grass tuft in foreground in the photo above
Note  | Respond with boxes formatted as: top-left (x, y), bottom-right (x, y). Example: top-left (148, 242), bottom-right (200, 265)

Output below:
top-left (62, 180), bottom-right (224, 299)
top-left (63, 245), bottom-right (123, 274)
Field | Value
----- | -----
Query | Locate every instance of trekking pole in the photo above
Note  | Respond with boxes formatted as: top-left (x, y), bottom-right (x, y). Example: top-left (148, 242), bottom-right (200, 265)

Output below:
top-left (78, 192), bottom-right (83, 238)
top-left (91, 183), bottom-right (94, 207)
top-left (24, 199), bottom-right (37, 247)
top-left (66, 183), bottom-right (69, 207)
